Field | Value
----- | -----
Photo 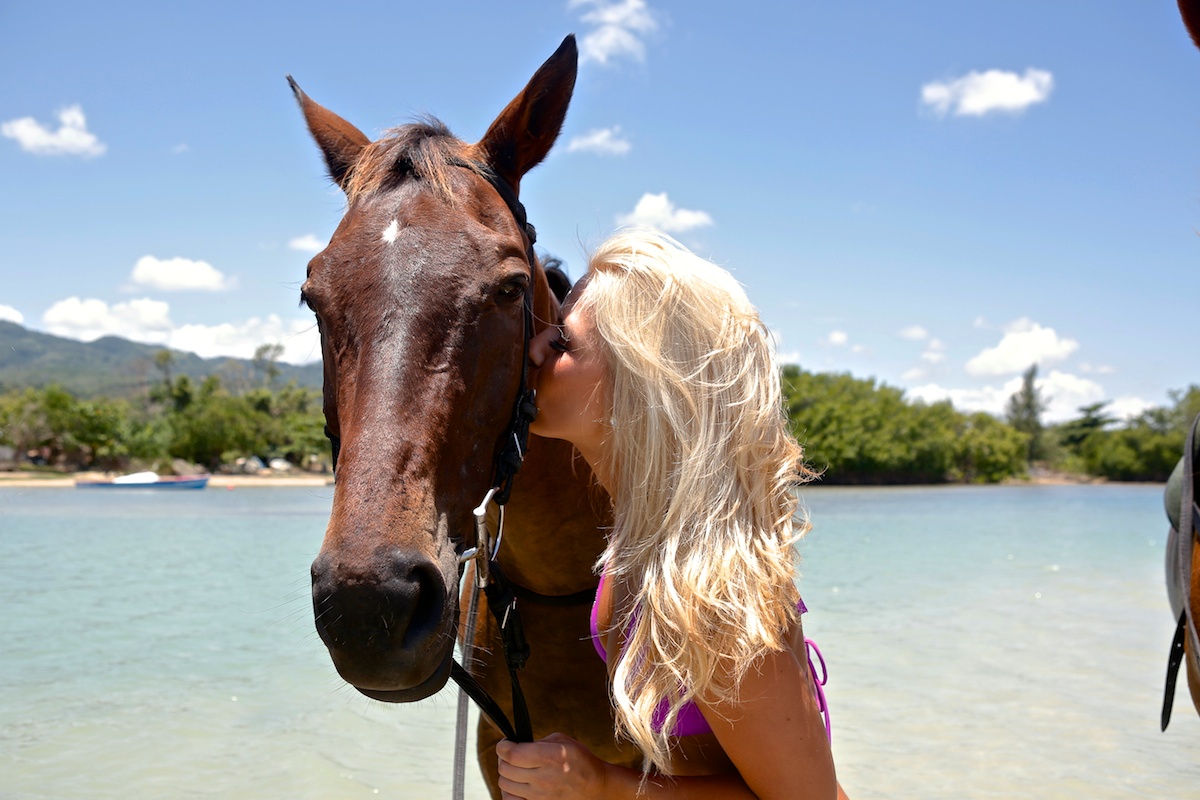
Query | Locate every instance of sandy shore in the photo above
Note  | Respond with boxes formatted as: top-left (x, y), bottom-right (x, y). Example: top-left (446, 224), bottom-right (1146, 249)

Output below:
top-left (0, 471), bottom-right (333, 488)
top-left (0, 470), bottom-right (1127, 489)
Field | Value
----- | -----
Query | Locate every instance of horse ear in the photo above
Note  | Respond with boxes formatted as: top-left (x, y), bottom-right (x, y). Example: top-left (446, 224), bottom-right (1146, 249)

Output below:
top-left (1181, 0), bottom-right (1200, 49)
top-left (287, 76), bottom-right (371, 192)
top-left (476, 35), bottom-right (578, 191)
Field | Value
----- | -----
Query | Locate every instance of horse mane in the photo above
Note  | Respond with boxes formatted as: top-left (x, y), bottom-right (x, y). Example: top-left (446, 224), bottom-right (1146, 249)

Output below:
top-left (345, 117), bottom-right (484, 204)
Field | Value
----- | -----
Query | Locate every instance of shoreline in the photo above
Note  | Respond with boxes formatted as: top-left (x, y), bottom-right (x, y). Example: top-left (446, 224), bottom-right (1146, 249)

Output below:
top-left (0, 471), bottom-right (333, 488)
top-left (0, 472), bottom-right (1154, 489)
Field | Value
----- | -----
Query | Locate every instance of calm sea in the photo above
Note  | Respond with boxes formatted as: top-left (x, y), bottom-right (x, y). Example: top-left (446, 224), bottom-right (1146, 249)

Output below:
top-left (0, 484), bottom-right (1196, 799)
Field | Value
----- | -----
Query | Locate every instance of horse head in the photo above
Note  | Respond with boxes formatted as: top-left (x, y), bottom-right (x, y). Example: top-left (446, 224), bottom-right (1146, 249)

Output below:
top-left (291, 36), bottom-right (577, 702)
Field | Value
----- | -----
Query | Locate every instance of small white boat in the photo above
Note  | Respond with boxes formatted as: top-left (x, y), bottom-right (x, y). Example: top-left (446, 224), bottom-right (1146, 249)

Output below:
top-left (75, 471), bottom-right (210, 489)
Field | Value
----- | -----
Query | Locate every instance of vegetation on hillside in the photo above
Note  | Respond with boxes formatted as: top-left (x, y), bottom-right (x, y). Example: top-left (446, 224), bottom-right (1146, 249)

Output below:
top-left (0, 347), bottom-right (329, 474)
top-left (0, 320), bottom-right (322, 399)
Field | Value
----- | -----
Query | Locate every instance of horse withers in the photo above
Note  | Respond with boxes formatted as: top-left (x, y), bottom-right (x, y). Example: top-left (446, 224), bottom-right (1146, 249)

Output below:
top-left (289, 35), bottom-right (641, 793)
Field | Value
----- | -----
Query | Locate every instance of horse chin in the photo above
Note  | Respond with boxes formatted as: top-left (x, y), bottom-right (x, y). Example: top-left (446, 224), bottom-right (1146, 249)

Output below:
top-left (352, 652), bottom-right (454, 703)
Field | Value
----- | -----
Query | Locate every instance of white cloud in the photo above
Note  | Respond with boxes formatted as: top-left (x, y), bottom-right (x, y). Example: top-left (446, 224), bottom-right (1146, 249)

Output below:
top-left (172, 143), bottom-right (189, 154)
top-left (1, 105), bottom-right (106, 157)
top-left (902, 367), bottom-right (928, 381)
top-left (919, 337), bottom-right (946, 364)
top-left (617, 192), bottom-right (713, 233)
top-left (907, 381), bottom-right (1013, 416)
top-left (1079, 362), bottom-right (1115, 375)
top-left (40, 296), bottom-right (319, 364)
top-left (570, 0), bottom-right (658, 65)
top-left (0, 304), bottom-right (24, 324)
top-left (768, 328), bottom-right (803, 367)
top-left (908, 369), bottom-right (1106, 423)
top-left (824, 330), bottom-right (848, 347)
top-left (899, 325), bottom-right (928, 341)
top-left (566, 126), bottom-right (632, 155)
top-left (43, 297), bottom-right (173, 343)
top-left (288, 234), bottom-right (325, 254)
top-left (973, 316), bottom-right (989, 328)
top-left (921, 68), bottom-right (1053, 117)
top-left (965, 317), bottom-right (1078, 376)
top-left (1108, 396), bottom-right (1154, 422)
top-left (170, 315), bottom-right (320, 365)
top-left (130, 255), bottom-right (235, 292)
top-left (1037, 370), bottom-right (1106, 423)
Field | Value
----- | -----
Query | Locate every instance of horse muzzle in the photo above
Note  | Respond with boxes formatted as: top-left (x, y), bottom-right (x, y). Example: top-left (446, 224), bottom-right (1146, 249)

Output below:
top-left (311, 547), bottom-right (457, 700)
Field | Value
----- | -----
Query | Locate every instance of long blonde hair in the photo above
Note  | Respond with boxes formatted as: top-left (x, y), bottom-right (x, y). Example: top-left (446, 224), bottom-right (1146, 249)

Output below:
top-left (576, 228), bottom-right (814, 771)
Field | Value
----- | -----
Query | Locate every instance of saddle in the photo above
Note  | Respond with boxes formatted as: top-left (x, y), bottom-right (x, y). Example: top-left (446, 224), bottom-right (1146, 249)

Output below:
top-left (1161, 412), bottom-right (1200, 730)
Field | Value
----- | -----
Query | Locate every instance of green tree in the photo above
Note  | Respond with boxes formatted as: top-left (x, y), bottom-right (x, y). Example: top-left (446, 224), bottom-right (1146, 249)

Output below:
top-left (1005, 365), bottom-right (1047, 462)
top-left (780, 365), bottom-right (1025, 484)
top-left (1079, 385), bottom-right (1200, 481)
top-left (952, 412), bottom-right (1029, 483)
top-left (1057, 402), bottom-right (1114, 450)
top-left (153, 349), bottom-right (175, 387)
top-left (166, 376), bottom-right (259, 469)
top-left (64, 396), bottom-right (130, 469)
top-left (253, 343), bottom-right (285, 389)
top-left (0, 387), bottom-right (54, 460)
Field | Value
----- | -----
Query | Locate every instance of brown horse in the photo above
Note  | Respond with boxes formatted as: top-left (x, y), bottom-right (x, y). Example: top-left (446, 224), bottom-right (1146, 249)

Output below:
top-left (289, 36), bottom-right (640, 793)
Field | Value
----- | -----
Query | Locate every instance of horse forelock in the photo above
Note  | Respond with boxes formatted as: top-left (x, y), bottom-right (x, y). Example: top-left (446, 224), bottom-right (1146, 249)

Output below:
top-left (345, 118), bottom-right (486, 205)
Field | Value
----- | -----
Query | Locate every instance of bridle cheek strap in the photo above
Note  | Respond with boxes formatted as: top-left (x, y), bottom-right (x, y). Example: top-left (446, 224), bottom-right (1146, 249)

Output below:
top-left (450, 160), bottom-right (540, 744)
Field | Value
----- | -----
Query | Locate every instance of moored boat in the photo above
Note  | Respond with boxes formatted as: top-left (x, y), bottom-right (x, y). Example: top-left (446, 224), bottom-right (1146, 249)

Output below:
top-left (75, 471), bottom-right (210, 489)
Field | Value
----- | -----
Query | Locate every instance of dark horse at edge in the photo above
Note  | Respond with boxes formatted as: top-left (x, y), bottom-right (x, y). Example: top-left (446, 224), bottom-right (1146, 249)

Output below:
top-left (289, 36), bottom-right (641, 794)
top-left (1163, 0), bottom-right (1200, 729)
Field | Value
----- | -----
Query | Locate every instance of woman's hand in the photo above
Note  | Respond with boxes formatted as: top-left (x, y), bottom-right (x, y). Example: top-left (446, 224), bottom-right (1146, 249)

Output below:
top-left (496, 733), bottom-right (611, 800)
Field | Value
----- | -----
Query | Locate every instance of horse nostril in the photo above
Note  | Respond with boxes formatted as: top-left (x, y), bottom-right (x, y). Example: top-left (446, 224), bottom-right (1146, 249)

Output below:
top-left (310, 550), bottom-right (447, 656)
top-left (404, 562), bottom-right (445, 646)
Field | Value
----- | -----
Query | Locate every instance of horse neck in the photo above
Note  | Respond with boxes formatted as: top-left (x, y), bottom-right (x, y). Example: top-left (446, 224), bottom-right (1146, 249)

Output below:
top-left (498, 434), bottom-right (610, 595)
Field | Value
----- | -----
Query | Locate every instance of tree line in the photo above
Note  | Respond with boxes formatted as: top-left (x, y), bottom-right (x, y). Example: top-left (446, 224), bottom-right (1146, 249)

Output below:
top-left (1002, 364), bottom-right (1199, 483)
top-left (0, 349), bottom-right (1195, 483)
top-left (0, 347), bottom-right (328, 474)
top-left (782, 364), bottom-right (1197, 484)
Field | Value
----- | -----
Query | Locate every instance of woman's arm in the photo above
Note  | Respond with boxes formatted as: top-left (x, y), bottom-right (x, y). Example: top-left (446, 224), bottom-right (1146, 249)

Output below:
top-left (495, 623), bottom-right (840, 800)
top-left (696, 621), bottom-right (838, 800)
top-left (497, 734), bottom-right (759, 799)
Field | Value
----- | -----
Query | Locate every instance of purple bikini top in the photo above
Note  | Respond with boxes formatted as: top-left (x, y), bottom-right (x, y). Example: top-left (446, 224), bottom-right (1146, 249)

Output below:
top-left (589, 573), bottom-right (828, 740)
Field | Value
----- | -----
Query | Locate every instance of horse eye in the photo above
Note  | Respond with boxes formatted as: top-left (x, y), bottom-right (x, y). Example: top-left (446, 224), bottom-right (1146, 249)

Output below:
top-left (496, 278), bottom-right (526, 301)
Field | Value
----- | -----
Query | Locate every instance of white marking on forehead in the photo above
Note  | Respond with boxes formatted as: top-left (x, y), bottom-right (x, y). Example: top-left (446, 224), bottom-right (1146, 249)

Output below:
top-left (381, 219), bottom-right (400, 244)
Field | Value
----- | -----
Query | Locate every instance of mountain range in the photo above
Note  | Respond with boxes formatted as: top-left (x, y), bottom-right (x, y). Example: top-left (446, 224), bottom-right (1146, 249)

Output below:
top-left (0, 321), bottom-right (323, 398)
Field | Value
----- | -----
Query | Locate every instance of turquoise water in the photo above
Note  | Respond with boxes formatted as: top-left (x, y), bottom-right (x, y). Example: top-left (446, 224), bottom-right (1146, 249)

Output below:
top-left (0, 484), bottom-right (1196, 798)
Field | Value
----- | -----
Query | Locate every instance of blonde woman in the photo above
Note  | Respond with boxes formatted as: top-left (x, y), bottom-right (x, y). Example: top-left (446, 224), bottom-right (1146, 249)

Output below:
top-left (496, 229), bottom-right (845, 800)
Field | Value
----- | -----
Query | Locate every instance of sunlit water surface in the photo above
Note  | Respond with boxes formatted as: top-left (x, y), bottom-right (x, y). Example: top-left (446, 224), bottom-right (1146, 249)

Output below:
top-left (1, 483), bottom-right (1195, 799)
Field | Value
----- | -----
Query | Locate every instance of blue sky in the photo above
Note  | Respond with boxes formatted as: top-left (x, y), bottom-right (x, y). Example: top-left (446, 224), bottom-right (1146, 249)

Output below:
top-left (1, 1), bottom-right (1196, 422)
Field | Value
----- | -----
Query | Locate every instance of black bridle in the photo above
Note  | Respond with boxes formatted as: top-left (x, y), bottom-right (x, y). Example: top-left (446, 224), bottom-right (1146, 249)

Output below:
top-left (444, 160), bottom-right (541, 743)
